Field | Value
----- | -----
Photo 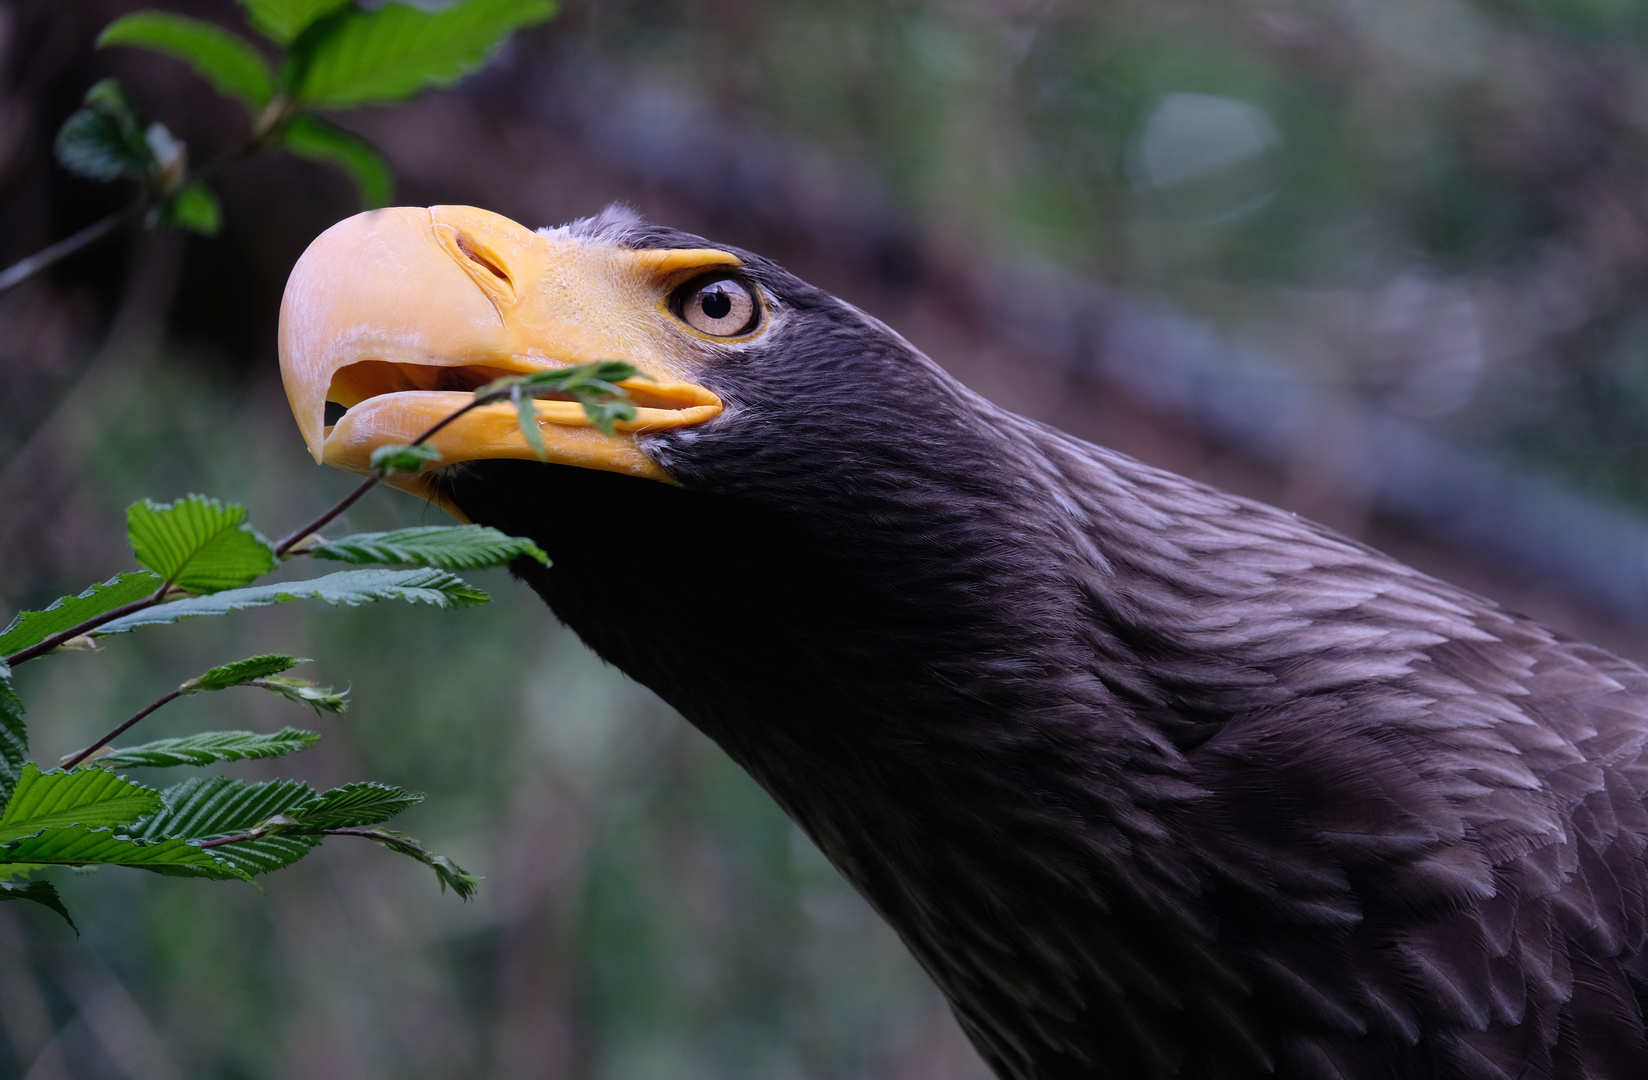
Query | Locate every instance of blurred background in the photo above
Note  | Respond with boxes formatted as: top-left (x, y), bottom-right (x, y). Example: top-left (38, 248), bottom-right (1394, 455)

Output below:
top-left (5, 0), bottom-right (1648, 1076)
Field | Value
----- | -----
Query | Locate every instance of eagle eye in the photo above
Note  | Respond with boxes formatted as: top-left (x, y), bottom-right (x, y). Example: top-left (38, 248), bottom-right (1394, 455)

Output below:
top-left (675, 276), bottom-right (760, 337)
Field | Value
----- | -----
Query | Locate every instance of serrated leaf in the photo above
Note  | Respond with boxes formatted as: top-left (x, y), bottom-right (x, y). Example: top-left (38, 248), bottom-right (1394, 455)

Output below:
top-left (165, 182), bottom-right (221, 236)
top-left (368, 442), bottom-right (441, 474)
top-left (0, 662), bottom-right (25, 805)
top-left (184, 654), bottom-right (303, 693)
top-left (514, 386), bottom-right (549, 460)
top-left (136, 776), bottom-right (313, 840)
top-left (311, 525), bottom-right (547, 570)
top-left (237, 0), bottom-right (351, 46)
top-left (478, 362), bottom-right (640, 436)
top-left (0, 766), bottom-right (161, 844)
top-left (98, 728), bottom-right (319, 769)
top-left (0, 879), bottom-right (77, 932)
top-left (134, 776), bottom-right (317, 877)
top-left (0, 825), bottom-right (246, 880)
top-left (127, 496), bottom-right (278, 594)
top-left (0, 572), bottom-right (163, 660)
top-left (252, 676), bottom-right (348, 715)
top-left (329, 826), bottom-right (480, 900)
top-left (54, 79), bottom-right (154, 182)
top-left (290, 0), bottom-right (557, 108)
top-left (426, 852), bottom-right (482, 899)
top-left (94, 568), bottom-right (489, 635)
top-left (291, 782), bottom-right (422, 829)
top-left (98, 12), bottom-right (275, 109)
top-left (193, 833), bottom-right (320, 877)
top-left (282, 114), bottom-right (393, 208)
top-left (55, 107), bottom-right (153, 182)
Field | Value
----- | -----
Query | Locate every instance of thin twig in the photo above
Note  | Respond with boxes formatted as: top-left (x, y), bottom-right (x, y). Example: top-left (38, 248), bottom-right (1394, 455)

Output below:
top-left (3, 584), bottom-right (171, 668)
top-left (198, 828), bottom-right (266, 849)
top-left (13, 381), bottom-right (588, 666)
top-left (274, 473), bottom-right (381, 556)
top-left (272, 392), bottom-right (507, 555)
top-left (0, 202), bottom-right (148, 293)
top-left (198, 825), bottom-right (406, 850)
top-left (319, 826), bottom-right (414, 846)
top-left (0, 107), bottom-right (284, 297)
top-left (60, 686), bottom-right (182, 770)
top-left (407, 393), bottom-right (499, 444)
top-left (11, 393), bottom-right (497, 662)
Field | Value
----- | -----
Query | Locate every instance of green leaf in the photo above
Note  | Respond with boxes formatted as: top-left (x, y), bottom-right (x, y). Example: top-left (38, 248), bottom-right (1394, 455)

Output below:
top-left (482, 360), bottom-right (638, 394)
top-left (237, 0), bottom-right (351, 46)
top-left (127, 495), bottom-right (279, 594)
top-left (0, 662), bottom-right (25, 805)
top-left (0, 571), bottom-right (163, 659)
top-left (291, 782), bottom-right (422, 829)
top-left (0, 825), bottom-right (247, 880)
top-left (290, 0), bottom-right (557, 108)
top-left (311, 525), bottom-right (547, 569)
top-left (580, 397), bottom-right (638, 437)
top-left (98, 12), bottom-right (275, 110)
top-left (134, 776), bottom-right (318, 876)
top-left (252, 676), bottom-right (348, 714)
top-left (98, 728), bottom-right (320, 769)
top-left (368, 442), bottom-right (441, 474)
top-left (514, 386), bottom-right (548, 460)
top-left (94, 568), bottom-right (489, 635)
top-left (340, 828), bottom-right (480, 899)
top-left (136, 776), bottom-right (312, 840)
top-left (282, 114), bottom-right (393, 208)
top-left (478, 361), bottom-right (640, 437)
top-left (427, 851), bottom-right (482, 899)
top-left (54, 80), bottom-right (156, 182)
top-left (164, 182), bottom-right (222, 236)
top-left (0, 879), bottom-right (77, 932)
top-left (0, 765), bottom-right (161, 844)
top-left (192, 832), bottom-right (318, 877)
top-left (553, 362), bottom-right (641, 436)
top-left (183, 654), bottom-right (304, 693)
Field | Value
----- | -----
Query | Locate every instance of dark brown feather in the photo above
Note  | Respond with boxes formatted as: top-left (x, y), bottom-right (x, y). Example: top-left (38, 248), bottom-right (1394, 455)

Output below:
top-left (438, 220), bottom-right (1648, 1079)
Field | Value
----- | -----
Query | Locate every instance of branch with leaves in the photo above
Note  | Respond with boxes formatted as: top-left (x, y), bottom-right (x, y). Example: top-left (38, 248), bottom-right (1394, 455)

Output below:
top-left (0, 0), bottom-right (555, 294)
top-left (0, 362), bottom-right (635, 930)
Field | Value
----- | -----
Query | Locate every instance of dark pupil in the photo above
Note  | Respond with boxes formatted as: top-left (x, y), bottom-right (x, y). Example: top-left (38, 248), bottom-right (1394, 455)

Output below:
top-left (700, 286), bottom-right (733, 320)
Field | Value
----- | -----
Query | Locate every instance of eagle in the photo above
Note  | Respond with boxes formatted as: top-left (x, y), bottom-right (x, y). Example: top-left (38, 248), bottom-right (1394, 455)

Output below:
top-left (278, 204), bottom-right (1648, 1080)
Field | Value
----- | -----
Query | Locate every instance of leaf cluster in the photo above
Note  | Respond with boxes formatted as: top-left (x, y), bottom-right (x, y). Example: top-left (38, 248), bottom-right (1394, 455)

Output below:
top-left (0, 482), bottom-right (556, 927)
top-left (358, 361), bottom-right (644, 473)
top-left (54, 79), bottom-right (220, 234)
top-left (53, 0), bottom-right (556, 228)
top-left (2, 0), bottom-right (570, 938)
top-left (480, 360), bottom-right (645, 452)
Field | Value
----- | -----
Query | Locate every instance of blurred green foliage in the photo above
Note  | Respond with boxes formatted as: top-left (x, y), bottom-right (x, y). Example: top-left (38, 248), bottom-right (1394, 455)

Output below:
top-left (560, 0), bottom-right (1648, 507)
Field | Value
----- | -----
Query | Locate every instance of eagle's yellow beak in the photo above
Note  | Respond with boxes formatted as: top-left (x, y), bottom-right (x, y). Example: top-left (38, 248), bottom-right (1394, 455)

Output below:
top-left (278, 205), bottom-right (730, 511)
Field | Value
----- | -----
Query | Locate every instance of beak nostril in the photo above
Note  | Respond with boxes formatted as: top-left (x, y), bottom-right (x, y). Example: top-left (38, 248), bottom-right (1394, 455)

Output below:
top-left (454, 232), bottom-right (511, 286)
